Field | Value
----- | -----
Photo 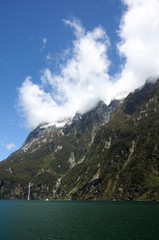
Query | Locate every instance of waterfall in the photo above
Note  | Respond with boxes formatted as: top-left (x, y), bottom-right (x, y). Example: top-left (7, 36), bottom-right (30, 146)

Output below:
top-left (27, 182), bottom-right (31, 200)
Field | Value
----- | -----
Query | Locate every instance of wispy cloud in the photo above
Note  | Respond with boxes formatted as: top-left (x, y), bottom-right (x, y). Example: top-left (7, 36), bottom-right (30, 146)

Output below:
top-left (18, 0), bottom-right (159, 128)
top-left (42, 38), bottom-right (47, 49)
top-left (46, 52), bottom-right (52, 61)
top-left (6, 143), bottom-right (17, 150)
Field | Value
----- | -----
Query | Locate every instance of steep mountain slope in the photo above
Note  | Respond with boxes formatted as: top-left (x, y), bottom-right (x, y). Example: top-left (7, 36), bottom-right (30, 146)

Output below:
top-left (0, 100), bottom-right (120, 199)
top-left (1, 80), bottom-right (159, 201)
top-left (57, 80), bottom-right (159, 201)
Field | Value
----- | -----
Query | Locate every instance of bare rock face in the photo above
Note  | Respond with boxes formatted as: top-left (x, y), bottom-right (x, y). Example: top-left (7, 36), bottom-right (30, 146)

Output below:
top-left (64, 100), bottom-right (121, 135)
top-left (122, 81), bottom-right (155, 115)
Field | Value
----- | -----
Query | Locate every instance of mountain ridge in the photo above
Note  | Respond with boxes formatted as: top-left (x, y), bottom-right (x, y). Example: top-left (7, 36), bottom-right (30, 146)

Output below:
top-left (0, 80), bottom-right (159, 200)
top-left (0, 99), bottom-right (121, 199)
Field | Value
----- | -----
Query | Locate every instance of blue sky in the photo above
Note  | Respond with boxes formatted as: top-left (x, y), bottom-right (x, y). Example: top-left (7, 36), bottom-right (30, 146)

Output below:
top-left (0, 0), bottom-right (122, 160)
top-left (1, 0), bottom-right (159, 161)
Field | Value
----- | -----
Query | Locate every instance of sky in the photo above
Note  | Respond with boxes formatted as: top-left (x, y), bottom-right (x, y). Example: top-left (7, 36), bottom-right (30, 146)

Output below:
top-left (1, 0), bottom-right (159, 161)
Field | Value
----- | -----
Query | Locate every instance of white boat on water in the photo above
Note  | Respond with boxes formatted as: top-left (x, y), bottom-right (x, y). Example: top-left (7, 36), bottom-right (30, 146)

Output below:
top-left (44, 198), bottom-right (49, 201)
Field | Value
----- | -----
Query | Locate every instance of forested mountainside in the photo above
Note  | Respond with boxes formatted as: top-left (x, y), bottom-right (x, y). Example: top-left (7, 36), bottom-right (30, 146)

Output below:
top-left (0, 80), bottom-right (159, 201)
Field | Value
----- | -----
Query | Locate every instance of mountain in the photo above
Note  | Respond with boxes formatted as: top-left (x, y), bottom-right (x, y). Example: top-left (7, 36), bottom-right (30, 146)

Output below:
top-left (0, 99), bottom-right (121, 199)
top-left (0, 80), bottom-right (159, 201)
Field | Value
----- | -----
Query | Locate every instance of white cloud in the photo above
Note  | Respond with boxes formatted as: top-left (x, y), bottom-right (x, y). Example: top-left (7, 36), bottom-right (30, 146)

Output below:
top-left (116, 0), bottom-right (159, 92)
top-left (63, 18), bottom-right (85, 38)
top-left (18, 19), bottom-right (112, 128)
top-left (6, 143), bottom-right (17, 150)
top-left (42, 38), bottom-right (47, 48)
top-left (46, 52), bottom-right (52, 61)
top-left (18, 76), bottom-right (66, 127)
top-left (18, 1), bottom-right (159, 128)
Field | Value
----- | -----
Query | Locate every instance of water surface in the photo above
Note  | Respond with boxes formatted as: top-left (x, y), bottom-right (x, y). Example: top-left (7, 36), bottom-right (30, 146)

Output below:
top-left (0, 200), bottom-right (159, 240)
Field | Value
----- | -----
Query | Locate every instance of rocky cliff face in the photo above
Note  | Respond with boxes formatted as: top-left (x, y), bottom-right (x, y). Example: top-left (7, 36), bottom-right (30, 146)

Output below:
top-left (1, 80), bottom-right (159, 201)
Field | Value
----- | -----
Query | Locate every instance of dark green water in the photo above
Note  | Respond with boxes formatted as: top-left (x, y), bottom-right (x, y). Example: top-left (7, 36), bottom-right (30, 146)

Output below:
top-left (0, 200), bottom-right (159, 240)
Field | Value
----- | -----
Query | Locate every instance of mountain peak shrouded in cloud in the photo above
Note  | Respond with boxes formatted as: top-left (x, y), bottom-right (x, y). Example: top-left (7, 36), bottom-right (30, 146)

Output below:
top-left (18, 0), bottom-right (159, 129)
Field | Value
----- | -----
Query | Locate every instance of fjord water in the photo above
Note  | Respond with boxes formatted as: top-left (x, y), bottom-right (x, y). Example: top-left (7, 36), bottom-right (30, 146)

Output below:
top-left (0, 200), bottom-right (159, 240)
